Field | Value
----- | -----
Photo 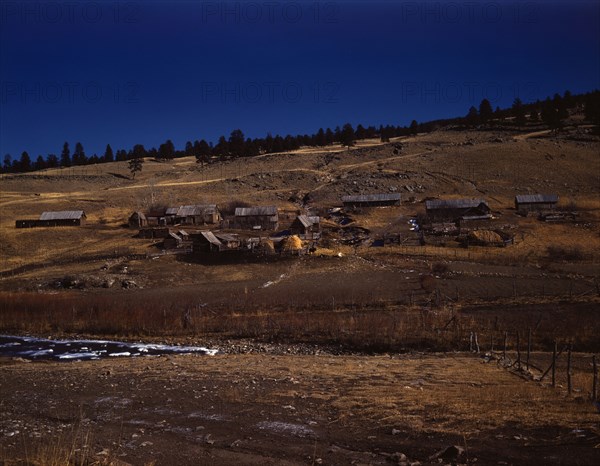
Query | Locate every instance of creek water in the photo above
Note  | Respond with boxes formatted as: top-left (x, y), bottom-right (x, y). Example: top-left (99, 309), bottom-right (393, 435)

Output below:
top-left (0, 335), bottom-right (217, 361)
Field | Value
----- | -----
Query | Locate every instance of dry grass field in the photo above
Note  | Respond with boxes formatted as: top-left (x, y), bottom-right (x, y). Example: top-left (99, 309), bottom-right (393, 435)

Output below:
top-left (1, 126), bottom-right (599, 464)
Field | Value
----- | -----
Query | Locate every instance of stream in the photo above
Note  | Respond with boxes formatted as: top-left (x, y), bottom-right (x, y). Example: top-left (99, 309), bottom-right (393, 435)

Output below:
top-left (0, 335), bottom-right (217, 361)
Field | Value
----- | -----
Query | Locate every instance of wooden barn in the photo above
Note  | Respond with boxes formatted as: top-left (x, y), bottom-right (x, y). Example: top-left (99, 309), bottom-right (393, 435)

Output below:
top-left (163, 230), bottom-right (192, 250)
top-left (146, 210), bottom-right (168, 226)
top-left (214, 233), bottom-right (241, 250)
top-left (17, 210), bottom-right (87, 228)
top-left (191, 231), bottom-right (223, 253)
top-left (341, 193), bottom-right (401, 208)
top-left (174, 205), bottom-right (220, 225)
top-left (233, 206), bottom-right (279, 231)
top-left (515, 194), bottom-right (559, 214)
top-left (425, 199), bottom-right (491, 222)
top-left (290, 215), bottom-right (321, 236)
top-left (128, 211), bottom-right (147, 228)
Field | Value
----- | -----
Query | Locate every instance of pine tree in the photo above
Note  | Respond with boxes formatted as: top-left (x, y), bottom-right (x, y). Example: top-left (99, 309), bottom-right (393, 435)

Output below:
top-left (128, 156), bottom-right (144, 179)
top-left (466, 106), bottom-right (479, 125)
top-left (228, 129), bottom-right (245, 157)
top-left (104, 144), bottom-right (114, 163)
top-left (410, 120), bottom-right (419, 135)
top-left (339, 123), bottom-right (355, 149)
top-left (60, 142), bottom-right (71, 167)
top-left (47, 154), bottom-right (58, 168)
top-left (479, 99), bottom-right (493, 123)
top-left (35, 155), bottom-right (46, 171)
top-left (19, 151), bottom-right (31, 172)
top-left (512, 98), bottom-right (526, 126)
top-left (3, 154), bottom-right (12, 172)
top-left (158, 140), bottom-right (175, 160)
top-left (73, 142), bottom-right (86, 165)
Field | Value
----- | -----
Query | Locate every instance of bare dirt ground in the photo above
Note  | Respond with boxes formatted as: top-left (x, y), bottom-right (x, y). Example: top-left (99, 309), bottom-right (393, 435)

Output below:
top-left (1, 125), bottom-right (599, 464)
top-left (1, 352), bottom-right (599, 466)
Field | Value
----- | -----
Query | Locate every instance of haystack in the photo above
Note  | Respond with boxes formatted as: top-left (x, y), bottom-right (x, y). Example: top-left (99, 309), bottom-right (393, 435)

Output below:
top-left (468, 230), bottom-right (502, 244)
top-left (258, 239), bottom-right (275, 254)
top-left (281, 235), bottom-right (303, 252)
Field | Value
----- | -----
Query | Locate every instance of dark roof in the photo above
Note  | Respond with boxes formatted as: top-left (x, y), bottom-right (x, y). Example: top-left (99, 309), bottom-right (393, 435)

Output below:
top-left (215, 233), bottom-right (239, 242)
top-left (235, 206), bottom-right (278, 217)
top-left (39, 210), bottom-right (86, 221)
top-left (425, 199), bottom-right (488, 210)
top-left (295, 215), bottom-right (320, 228)
top-left (199, 231), bottom-right (222, 247)
top-left (515, 194), bottom-right (559, 204)
top-left (177, 205), bottom-right (218, 217)
top-left (341, 193), bottom-right (401, 203)
top-left (130, 211), bottom-right (146, 219)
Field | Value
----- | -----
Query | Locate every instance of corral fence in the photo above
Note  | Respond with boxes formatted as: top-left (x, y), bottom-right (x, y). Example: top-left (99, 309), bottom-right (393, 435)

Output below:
top-left (467, 329), bottom-right (598, 403)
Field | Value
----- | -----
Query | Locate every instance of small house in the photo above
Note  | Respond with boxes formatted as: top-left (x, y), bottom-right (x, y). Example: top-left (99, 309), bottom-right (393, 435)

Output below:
top-left (146, 210), bottom-right (168, 226)
top-left (175, 205), bottom-right (220, 225)
top-left (129, 211), bottom-right (147, 228)
top-left (214, 233), bottom-right (241, 250)
top-left (233, 206), bottom-right (279, 231)
top-left (515, 194), bottom-right (559, 214)
top-left (290, 215), bottom-right (321, 236)
top-left (163, 230), bottom-right (192, 250)
top-left (191, 231), bottom-right (223, 253)
top-left (341, 193), bottom-right (401, 208)
top-left (425, 199), bottom-right (491, 222)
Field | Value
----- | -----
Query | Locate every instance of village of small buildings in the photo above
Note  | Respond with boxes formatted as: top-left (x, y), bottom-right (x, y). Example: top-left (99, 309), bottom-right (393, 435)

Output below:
top-left (13, 192), bottom-right (564, 264)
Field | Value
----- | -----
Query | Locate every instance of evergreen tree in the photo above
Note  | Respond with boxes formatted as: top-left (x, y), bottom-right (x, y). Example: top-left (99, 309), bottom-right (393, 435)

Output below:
top-left (410, 119), bottom-right (419, 135)
top-left (339, 123), bottom-right (356, 148)
top-left (158, 139), bottom-right (175, 160)
top-left (315, 128), bottom-right (326, 146)
top-left (19, 151), bottom-right (31, 172)
top-left (355, 124), bottom-right (367, 140)
top-left (104, 144), bottom-right (114, 163)
top-left (3, 154), bottom-right (12, 172)
top-left (213, 136), bottom-right (229, 156)
top-left (60, 142), bottom-right (71, 167)
top-left (479, 99), bottom-right (493, 123)
top-left (47, 154), bottom-right (59, 168)
top-left (466, 106), bottom-right (479, 125)
top-left (132, 144), bottom-right (147, 159)
top-left (185, 141), bottom-right (194, 157)
top-left (380, 125), bottom-right (389, 142)
top-left (34, 155), bottom-right (46, 171)
top-left (128, 156), bottom-right (144, 179)
top-left (512, 98), bottom-right (526, 126)
top-left (325, 128), bottom-right (334, 145)
top-left (228, 129), bottom-right (245, 157)
top-left (73, 142), bottom-right (86, 165)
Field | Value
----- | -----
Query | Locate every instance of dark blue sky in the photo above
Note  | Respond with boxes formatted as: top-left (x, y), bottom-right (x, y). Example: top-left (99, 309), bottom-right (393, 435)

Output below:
top-left (1, 0), bottom-right (599, 158)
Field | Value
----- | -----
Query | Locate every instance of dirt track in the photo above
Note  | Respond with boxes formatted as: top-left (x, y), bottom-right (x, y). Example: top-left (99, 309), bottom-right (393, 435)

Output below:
top-left (1, 353), bottom-right (599, 465)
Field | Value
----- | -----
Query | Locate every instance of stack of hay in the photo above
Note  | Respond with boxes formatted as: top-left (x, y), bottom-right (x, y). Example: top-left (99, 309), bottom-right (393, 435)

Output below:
top-left (281, 235), bottom-right (303, 252)
top-left (467, 230), bottom-right (503, 245)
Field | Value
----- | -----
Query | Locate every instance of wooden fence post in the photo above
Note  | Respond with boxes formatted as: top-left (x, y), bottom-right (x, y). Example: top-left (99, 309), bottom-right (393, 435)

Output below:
top-left (474, 332), bottom-right (480, 353)
top-left (490, 333), bottom-right (494, 353)
top-left (552, 341), bottom-right (557, 388)
top-left (592, 355), bottom-right (597, 401)
top-left (470, 332), bottom-right (473, 352)
top-left (567, 344), bottom-right (572, 395)
top-left (526, 327), bottom-right (532, 371)
top-left (516, 331), bottom-right (521, 370)
top-left (503, 331), bottom-right (507, 360)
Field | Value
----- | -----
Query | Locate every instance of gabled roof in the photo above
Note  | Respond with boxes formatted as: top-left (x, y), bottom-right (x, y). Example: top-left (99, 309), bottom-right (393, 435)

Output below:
top-left (215, 233), bottom-right (239, 242)
top-left (235, 206), bottom-right (277, 217)
top-left (295, 215), bottom-right (320, 227)
top-left (425, 199), bottom-right (488, 210)
top-left (165, 207), bottom-right (179, 216)
top-left (39, 210), bottom-right (86, 221)
top-left (177, 204), bottom-right (218, 217)
top-left (168, 232), bottom-right (182, 241)
top-left (341, 193), bottom-right (401, 203)
top-left (130, 211), bottom-right (146, 219)
top-left (515, 194), bottom-right (559, 204)
top-left (199, 231), bottom-right (222, 247)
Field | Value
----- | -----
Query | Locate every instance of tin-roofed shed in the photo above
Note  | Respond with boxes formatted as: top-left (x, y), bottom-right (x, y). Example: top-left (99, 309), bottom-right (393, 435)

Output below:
top-left (425, 199), bottom-right (490, 222)
top-left (233, 206), bottom-right (279, 231)
top-left (342, 193), bottom-right (401, 208)
top-left (515, 194), bottom-right (559, 213)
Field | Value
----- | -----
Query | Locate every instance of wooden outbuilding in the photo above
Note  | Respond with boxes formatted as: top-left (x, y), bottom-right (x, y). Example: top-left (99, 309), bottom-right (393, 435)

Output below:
top-left (174, 205), bottom-right (221, 225)
top-left (16, 210), bottom-right (87, 228)
top-left (191, 231), bottom-right (223, 253)
top-left (233, 206), bottom-right (279, 231)
top-left (515, 194), bottom-right (559, 214)
top-left (425, 199), bottom-right (491, 222)
top-left (341, 193), bottom-right (401, 208)
top-left (290, 215), bottom-right (321, 236)
top-left (129, 211), bottom-right (147, 228)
